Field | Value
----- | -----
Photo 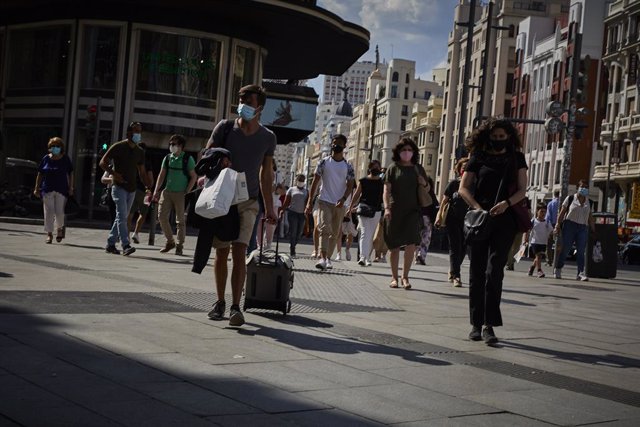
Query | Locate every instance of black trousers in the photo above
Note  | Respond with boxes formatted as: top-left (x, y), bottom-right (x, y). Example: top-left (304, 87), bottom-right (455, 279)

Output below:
top-left (446, 217), bottom-right (465, 278)
top-left (468, 212), bottom-right (517, 327)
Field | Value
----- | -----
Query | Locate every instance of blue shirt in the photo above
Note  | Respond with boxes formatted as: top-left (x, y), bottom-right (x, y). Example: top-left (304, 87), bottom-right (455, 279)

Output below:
top-left (38, 154), bottom-right (73, 197)
top-left (546, 197), bottom-right (559, 226)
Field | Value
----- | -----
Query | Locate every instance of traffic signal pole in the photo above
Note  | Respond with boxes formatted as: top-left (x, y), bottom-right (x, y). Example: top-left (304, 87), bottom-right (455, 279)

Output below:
top-left (87, 97), bottom-right (101, 221)
top-left (560, 32), bottom-right (581, 205)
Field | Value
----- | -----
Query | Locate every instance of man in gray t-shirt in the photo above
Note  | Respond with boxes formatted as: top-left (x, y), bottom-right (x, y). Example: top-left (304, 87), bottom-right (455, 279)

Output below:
top-left (282, 174), bottom-right (309, 257)
top-left (204, 84), bottom-right (277, 328)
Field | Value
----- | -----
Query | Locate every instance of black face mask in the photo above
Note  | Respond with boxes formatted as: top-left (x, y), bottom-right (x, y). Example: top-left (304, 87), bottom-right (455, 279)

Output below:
top-left (488, 138), bottom-right (507, 152)
top-left (331, 144), bottom-right (344, 153)
top-left (370, 168), bottom-right (381, 175)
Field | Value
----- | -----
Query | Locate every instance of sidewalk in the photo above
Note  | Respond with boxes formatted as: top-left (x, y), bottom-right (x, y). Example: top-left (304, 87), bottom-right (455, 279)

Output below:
top-left (1, 222), bottom-right (639, 426)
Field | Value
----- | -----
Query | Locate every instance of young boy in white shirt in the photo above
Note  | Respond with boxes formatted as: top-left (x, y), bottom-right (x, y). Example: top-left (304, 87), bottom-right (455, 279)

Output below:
top-left (525, 204), bottom-right (554, 278)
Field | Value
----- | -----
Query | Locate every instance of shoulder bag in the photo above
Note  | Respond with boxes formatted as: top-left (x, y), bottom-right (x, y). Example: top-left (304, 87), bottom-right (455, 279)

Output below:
top-left (464, 161), bottom-right (509, 244)
top-left (414, 165), bottom-right (433, 208)
top-left (508, 155), bottom-right (533, 233)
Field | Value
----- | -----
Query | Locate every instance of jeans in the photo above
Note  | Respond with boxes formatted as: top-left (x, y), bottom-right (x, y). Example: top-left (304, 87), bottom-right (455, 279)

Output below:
top-left (357, 211), bottom-right (381, 261)
top-left (287, 210), bottom-right (305, 254)
top-left (468, 213), bottom-right (516, 327)
top-left (556, 220), bottom-right (588, 272)
top-left (108, 185), bottom-right (135, 247)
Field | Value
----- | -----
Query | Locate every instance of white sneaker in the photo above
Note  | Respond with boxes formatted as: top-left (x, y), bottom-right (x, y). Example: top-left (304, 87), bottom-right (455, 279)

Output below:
top-left (326, 259), bottom-right (333, 269)
top-left (554, 268), bottom-right (562, 279)
top-left (577, 272), bottom-right (589, 281)
top-left (358, 257), bottom-right (366, 266)
top-left (365, 259), bottom-right (372, 267)
top-left (315, 258), bottom-right (327, 270)
top-left (334, 253), bottom-right (341, 261)
top-left (345, 250), bottom-right (352, 261)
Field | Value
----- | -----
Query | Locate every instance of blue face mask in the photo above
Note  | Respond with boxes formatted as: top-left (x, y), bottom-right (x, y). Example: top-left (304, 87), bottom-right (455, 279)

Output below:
top-left (50, 146), bottom-right (62, 155)
top-left (131, 133), bottom-right (142, 144)
top-left (578, 187), bottom-right (589, 197)
top-left (237, 103), bottom-right (256, 121)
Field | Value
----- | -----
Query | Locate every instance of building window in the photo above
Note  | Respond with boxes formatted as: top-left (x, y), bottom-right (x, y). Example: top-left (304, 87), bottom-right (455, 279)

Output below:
top-left (424, 91), bottom-right (431, 100)
top-left (80, 26), bottom-right (121, 90)
top-left (401, 119), bottom-right (406, 131)
top-left (555, 160), bottom-right (561, 184)
top-left (505, 73), bottom-right (514, 93)
top-left (429, 131), bottom-right (434, 142)
top-left (390, 85), bottom-right (398, 98)
top-left (401, 105), bottom-right (408, 116)
top-left (427, 153), bottom-right (433, 165)
top-left (7, 25), bottom-right (71, 92)
top-left (392, 71), bottom-right (399, 82)
top-left (404, 87), bottom-right (409, 99)
top-left (137, 30), bottom-right (223, 101)
top-left (543, 162), bottom-right (550, 185)
top-left (405, 73), bottom-right (410, 84)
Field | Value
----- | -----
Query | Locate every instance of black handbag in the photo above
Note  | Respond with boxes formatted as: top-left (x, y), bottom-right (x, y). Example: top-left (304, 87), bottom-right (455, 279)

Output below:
top-left (463, 160), bottom-right (509, 244)
top-left (356, 203), bottom-right (376, 218)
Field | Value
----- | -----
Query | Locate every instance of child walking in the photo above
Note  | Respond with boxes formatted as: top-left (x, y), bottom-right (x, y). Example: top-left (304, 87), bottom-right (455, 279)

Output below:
top-left (525, 204), bottom-right (554, 278)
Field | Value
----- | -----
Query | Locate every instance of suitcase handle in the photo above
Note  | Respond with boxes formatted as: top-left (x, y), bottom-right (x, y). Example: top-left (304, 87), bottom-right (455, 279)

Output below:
top-left (259, 216), bottom-right (281, 264)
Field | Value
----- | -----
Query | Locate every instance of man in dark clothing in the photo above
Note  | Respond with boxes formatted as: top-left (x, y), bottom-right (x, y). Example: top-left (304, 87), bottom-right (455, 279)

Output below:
top-left (99, 122), bottom-right (153, 256)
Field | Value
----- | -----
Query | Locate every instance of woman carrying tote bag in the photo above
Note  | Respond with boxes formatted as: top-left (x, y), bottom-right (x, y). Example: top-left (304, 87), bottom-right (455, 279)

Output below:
top-left (458, 118), bottom-right (528, 345)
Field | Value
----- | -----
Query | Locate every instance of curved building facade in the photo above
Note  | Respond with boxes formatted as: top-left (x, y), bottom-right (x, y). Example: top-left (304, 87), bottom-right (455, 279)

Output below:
top-left (0, 0), bottom-right (368, 206)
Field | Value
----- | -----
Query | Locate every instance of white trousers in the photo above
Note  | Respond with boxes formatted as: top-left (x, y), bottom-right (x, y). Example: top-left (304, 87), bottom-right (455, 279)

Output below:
top-left (43, 191), bottom-right (66, 233)
top-left (357, 211), bottom-right (381, 261)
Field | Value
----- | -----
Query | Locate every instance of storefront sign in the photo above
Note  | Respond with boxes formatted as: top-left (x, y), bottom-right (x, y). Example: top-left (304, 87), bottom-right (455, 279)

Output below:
top-left (262, 98), bottom-right (315, 132)
top-left (631, 182), bottom-right (640, 219)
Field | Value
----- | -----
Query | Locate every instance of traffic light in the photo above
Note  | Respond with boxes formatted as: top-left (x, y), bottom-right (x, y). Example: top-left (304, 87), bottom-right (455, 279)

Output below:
top-left (87, 105), bottom-right (97, 131)
top-left (575, 55), bottom-right (590, 103)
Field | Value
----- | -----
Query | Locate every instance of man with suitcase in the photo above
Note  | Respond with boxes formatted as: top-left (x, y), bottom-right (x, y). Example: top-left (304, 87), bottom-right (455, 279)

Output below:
top-left (205, 85), bottom-right (278, 326)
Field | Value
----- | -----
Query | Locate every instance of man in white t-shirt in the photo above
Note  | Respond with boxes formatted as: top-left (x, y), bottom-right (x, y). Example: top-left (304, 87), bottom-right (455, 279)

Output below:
top-left (305, 134), bottom-right (355, 270)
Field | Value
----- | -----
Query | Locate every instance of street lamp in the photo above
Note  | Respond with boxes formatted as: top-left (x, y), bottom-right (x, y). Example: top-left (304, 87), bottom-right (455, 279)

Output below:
top-left (368, 84), bottom-right (382, 163)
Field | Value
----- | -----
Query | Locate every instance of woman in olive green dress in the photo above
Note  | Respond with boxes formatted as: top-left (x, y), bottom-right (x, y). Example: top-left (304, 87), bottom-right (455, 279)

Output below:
top-left (383, 137), bottom-right (429, 289)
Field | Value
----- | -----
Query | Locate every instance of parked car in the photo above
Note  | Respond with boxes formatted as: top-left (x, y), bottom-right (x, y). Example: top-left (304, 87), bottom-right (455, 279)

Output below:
top-left (619, 234), bottom-right (640, 265)
top-left (1, 157), bottom-right (40, 217)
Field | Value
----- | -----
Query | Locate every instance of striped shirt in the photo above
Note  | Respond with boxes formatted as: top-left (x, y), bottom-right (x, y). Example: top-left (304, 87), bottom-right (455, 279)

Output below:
top-left (563, 194), bottom-right (592, 225)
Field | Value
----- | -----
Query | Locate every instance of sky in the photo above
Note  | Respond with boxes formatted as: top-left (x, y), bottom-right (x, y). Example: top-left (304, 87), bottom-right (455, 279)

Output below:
top-left (309, 0), bottom-right (460, 101)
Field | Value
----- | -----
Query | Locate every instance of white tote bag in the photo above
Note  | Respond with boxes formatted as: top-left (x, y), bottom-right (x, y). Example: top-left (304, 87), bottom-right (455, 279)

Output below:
top-left (195, 168), bottom-right (236, 219)
top-left (232, 172), bottom-right (249, 205)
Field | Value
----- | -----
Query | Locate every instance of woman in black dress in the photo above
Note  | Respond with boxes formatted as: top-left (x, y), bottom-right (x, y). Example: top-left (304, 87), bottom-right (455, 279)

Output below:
top-left (458, 118), bottom-right (528, 344)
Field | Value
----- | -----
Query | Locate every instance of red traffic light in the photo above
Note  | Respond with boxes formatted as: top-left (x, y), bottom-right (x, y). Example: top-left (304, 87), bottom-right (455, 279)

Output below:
top-left (87, 105), bottom-right (97, 114)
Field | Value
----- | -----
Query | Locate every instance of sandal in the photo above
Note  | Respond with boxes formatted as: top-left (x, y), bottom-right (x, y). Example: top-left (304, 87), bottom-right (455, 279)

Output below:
top-left (56, 228), bottom-right (64, 242)
top-left (401, 278), bottom-right (412, 290)
top-left (389, 279), bottom-right (399, 288)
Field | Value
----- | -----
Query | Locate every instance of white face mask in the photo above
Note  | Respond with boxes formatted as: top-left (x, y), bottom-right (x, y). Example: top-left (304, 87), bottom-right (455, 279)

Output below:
top-left (296, 182), bottom-right (305, 188)
top-left (169, 145), bottom-right (179, 154)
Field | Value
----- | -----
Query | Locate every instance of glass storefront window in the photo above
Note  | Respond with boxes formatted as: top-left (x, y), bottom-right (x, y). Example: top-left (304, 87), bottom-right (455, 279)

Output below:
top-left (81, 26), bottom-right (121, 90)
top-left (7, 25), bottom-right (71, 92)
top-left (230, 46), bottom-right (257, 113)
top-left (136, 30), bottom-right (221, 100)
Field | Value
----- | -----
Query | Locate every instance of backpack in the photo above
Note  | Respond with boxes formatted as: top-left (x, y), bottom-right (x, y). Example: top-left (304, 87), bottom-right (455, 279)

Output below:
top-left (165, 153), bottom-right (192, 180)
top-left (447, 181), bottom-right (468, 220)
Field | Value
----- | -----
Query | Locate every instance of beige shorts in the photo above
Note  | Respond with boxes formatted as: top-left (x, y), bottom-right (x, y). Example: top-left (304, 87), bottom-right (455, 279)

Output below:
top-left (212, 199), bottom-right (259, 249)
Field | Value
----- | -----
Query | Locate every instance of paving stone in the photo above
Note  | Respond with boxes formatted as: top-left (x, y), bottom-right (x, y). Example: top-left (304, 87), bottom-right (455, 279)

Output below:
top-left (2, 404), bottom-right (120, 426)
top-left (133, 381), bottom-right (259, 416)
top-left (281, 408), bottom-right (387, 426)
top-left (134, 352), bottom-right (242, 382)
top-left (195, 378), bottom-right (330, 413)
top-left (0, 374), bottom-right (71, 412)
top-left (66, 330), bottom-right (174, 355)
top-left (281, 359), bottom-right (394, 388)
top-left (60, 353), bottom-right (179, 384)
top-left (88, 398), bottom-right (216, 427)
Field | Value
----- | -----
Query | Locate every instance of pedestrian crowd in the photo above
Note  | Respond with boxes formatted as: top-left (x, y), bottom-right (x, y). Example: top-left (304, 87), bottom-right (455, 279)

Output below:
top-left (32, 88), bottom-right (597, 343)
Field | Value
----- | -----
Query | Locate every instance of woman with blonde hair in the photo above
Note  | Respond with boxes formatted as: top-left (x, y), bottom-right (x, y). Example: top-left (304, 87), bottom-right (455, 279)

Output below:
top-left (33, 137), bottom-right (74, 243)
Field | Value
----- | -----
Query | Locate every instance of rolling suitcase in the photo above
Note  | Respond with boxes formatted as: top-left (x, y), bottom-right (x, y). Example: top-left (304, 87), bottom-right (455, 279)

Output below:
top-left (244, 219), bottom-right (293, 315)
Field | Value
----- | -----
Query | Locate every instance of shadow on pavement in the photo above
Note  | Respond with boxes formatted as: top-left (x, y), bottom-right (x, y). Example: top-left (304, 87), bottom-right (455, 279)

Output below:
top-left (0, 306), bottom-right (383, 426)
top-left (501, 341), bottom-right (640, 368)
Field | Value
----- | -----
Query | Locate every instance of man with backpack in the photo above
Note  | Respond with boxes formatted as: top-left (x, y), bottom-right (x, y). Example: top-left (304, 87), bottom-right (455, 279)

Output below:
top-left (152, 134), bottom-right (197, 256)
top-left (553, 179), bottom-right (596, 281)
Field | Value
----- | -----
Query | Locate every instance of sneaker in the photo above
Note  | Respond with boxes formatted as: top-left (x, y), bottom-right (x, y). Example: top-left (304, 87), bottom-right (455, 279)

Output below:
top-left (175, 244), bottom-right (183, 256)
top-left (469, 326), bottom-right (482, 341)
top-left (453, 277), bottom-right (462, 288)
top-left (448, 272), bottom-right (454, 283)
top-left (311, 251), bottom-right (317, 258)
top-left (334, 253), bottom-right (341, 261)
top-left (132, 233), bottom-right (140, 244)
top-left (358, 257), bottom-right (366, 266)
top-left (207, 300), bottom-right (225, 320)
top-left (482, 326), bottom-right (498, 345)
top-left (506, 264), bottom-right (514, 271)
top-left (537, 271), bottom-right (546, 278)
top-left (345, 250), bottom-right (352, 261)
top-left (105, 245), bottom-right (120, 255)
top-left (365, 260), bottom-right (372, 267)
top-left (326, 259), bottom-right (333, 270)
top-left (122, 245), bottom-right (136, 256)
top-left (577, 272), bottom-right (589, 281)
top-left (415, 255), bottom-right (426, 265)
top-left (554, 268), bottom-right (562, 279)
top-left (160, 240), bottom-right (176, 253)
top-left (528, 265), bottom-right (535, 276)
top-left (229, 305), bottom-right (245, 327)
top-left (315, 258), bottom-right (328, 270)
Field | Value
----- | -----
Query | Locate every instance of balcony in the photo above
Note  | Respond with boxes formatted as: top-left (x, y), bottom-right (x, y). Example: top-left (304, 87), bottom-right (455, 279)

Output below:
top-left (619, 115), bottom-right (631, 132)
top-left (593, 161), bottom-right (640, 182)
top-left (607, 1), bottom-right (624, 17)
top-left (601, 120), bottom-right (613, 137)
